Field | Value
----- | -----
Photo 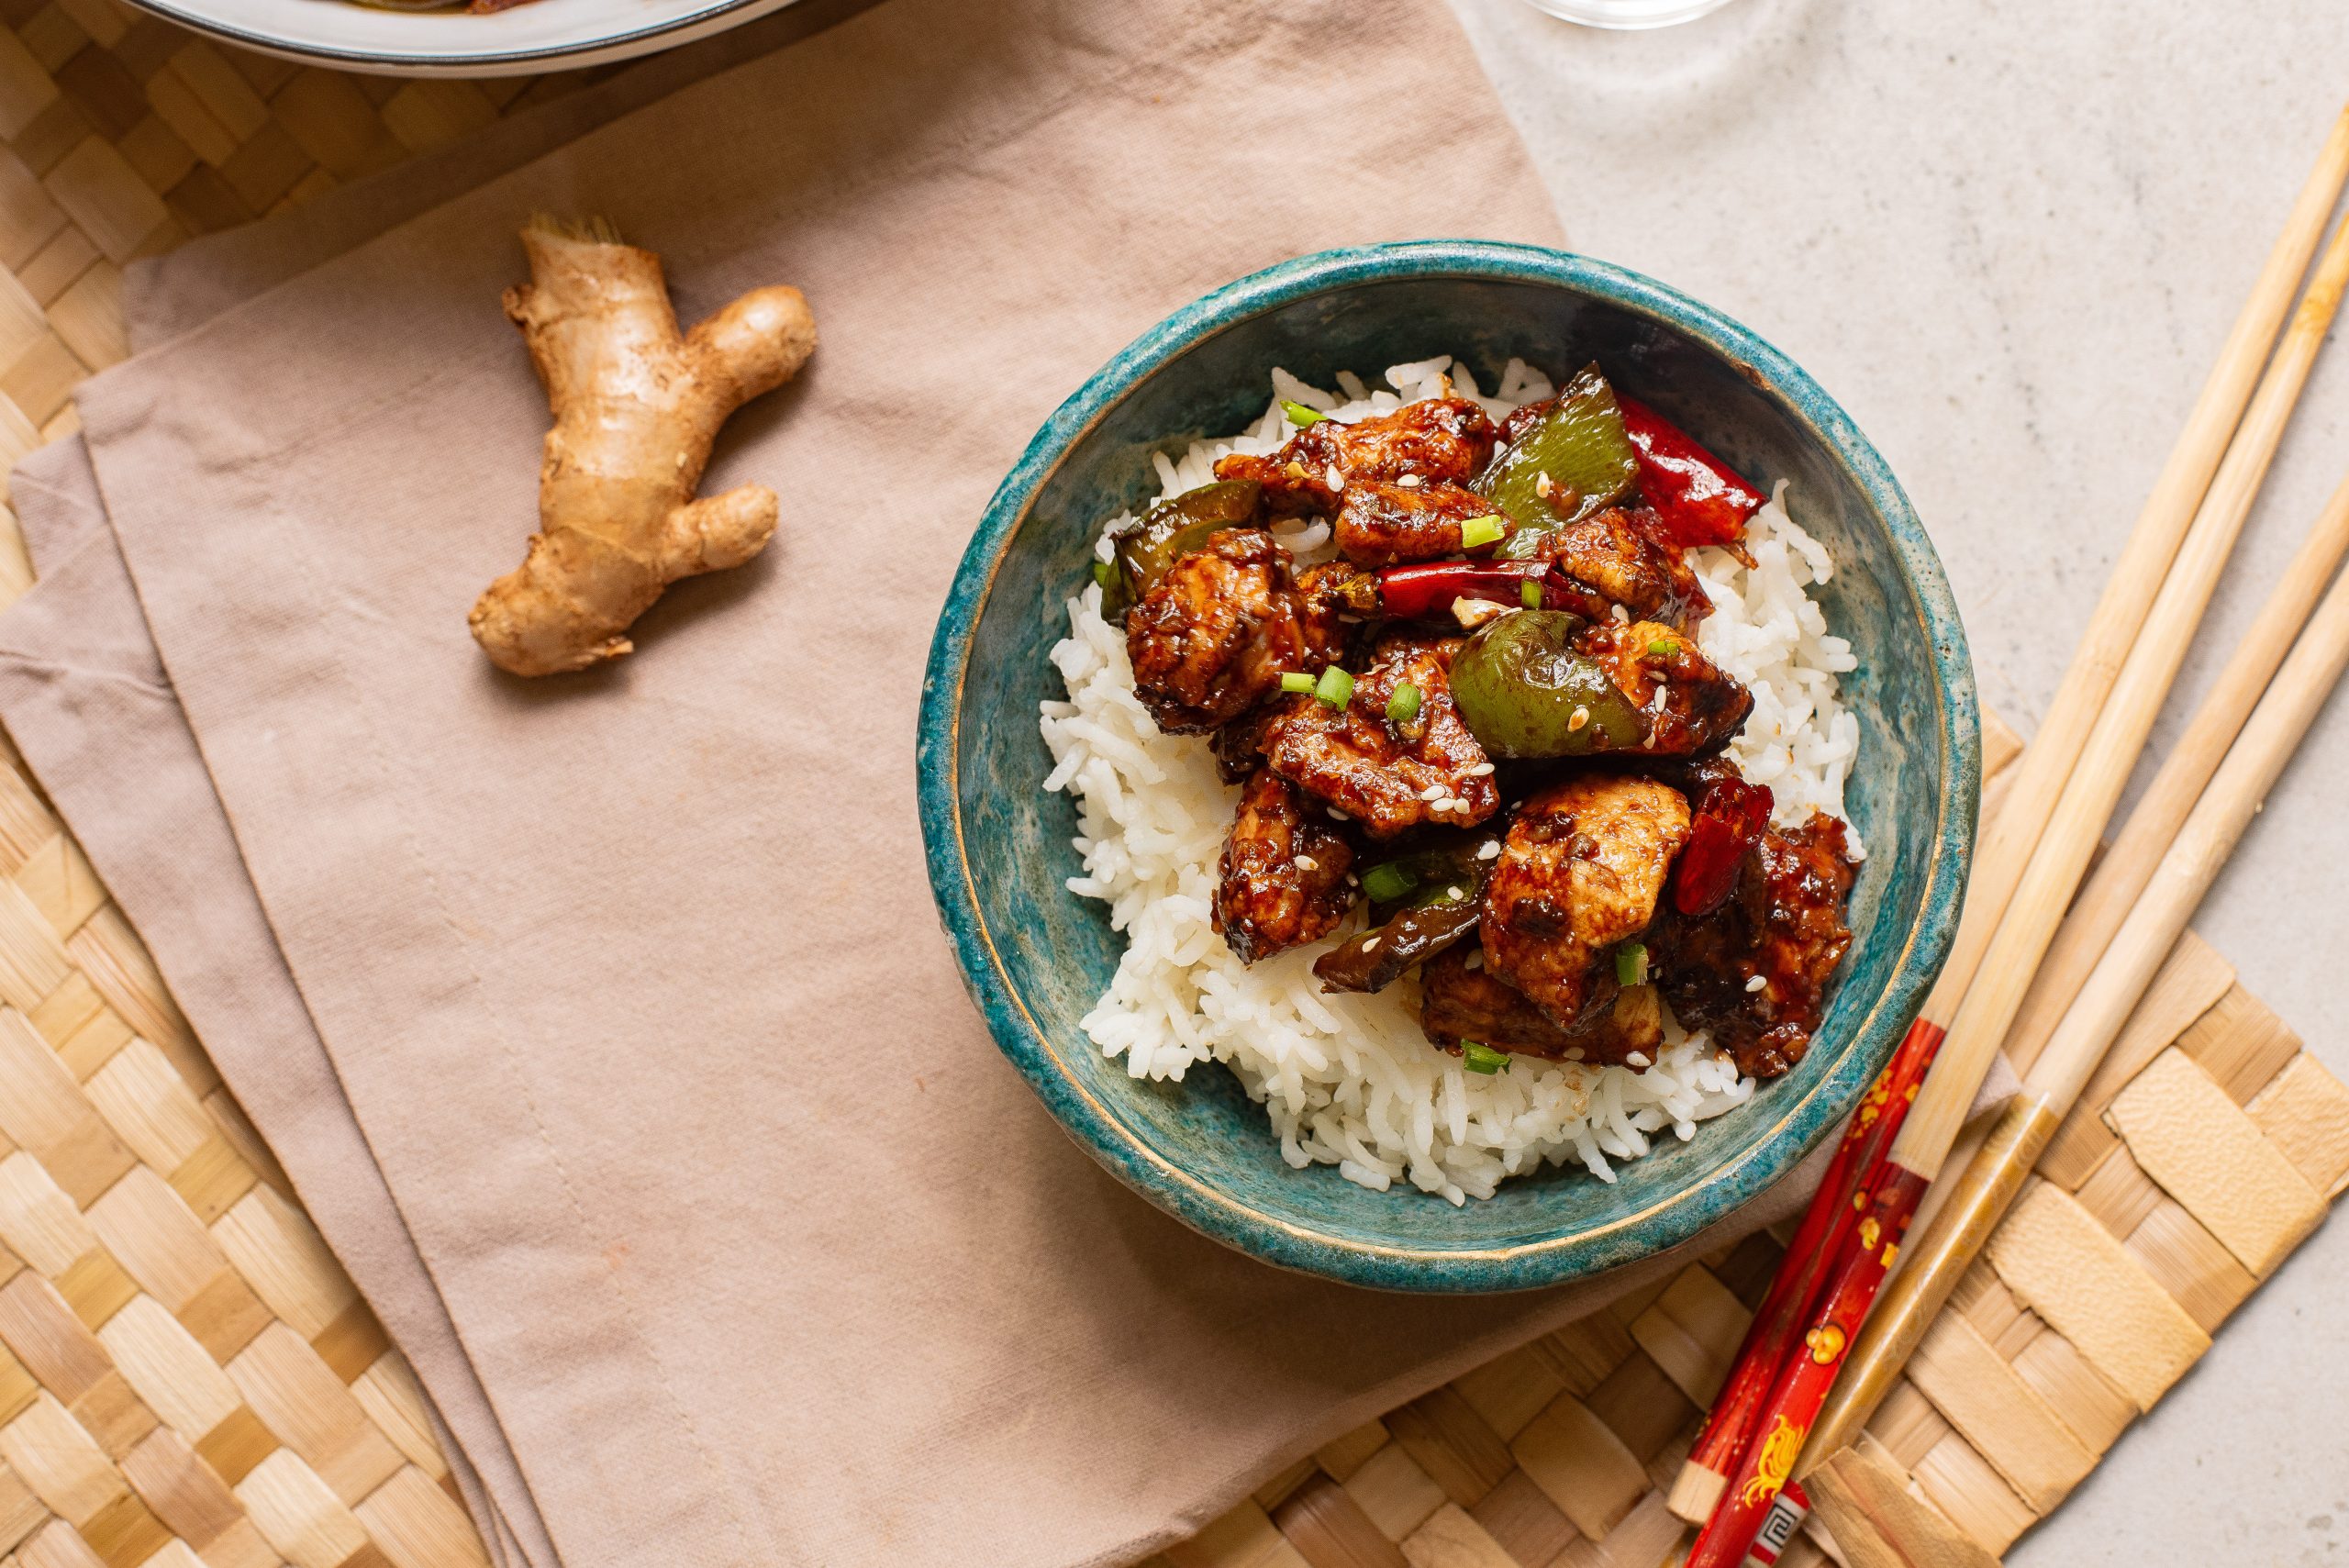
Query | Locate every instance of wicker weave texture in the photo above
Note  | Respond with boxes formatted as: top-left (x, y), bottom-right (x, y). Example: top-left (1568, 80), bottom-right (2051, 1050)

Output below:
top-left (0, 16), bottom-right (2344, 1568)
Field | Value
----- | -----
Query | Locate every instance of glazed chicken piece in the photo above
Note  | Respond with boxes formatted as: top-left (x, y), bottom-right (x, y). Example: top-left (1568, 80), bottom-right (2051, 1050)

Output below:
top-left (1332, 479), bottom-right (1507, 566)
top-left (1214, 769), bottom-right (1358, 962)
top-left (1261, 630), bottom-right (1500, 837)
top-left (1420, 942), bottom-right (1667, 1066)
top-left (1206, 561), bottom-right (1377, 783)
top-left (1214, 398), bottom-right (1497, 516)
top-left (1125, 528), bottom-right (1343, 734)
top-left (1649, 812), bottom-right (1858, 1078)
top-left (1521, 506), bottom-right (1709, 626)
top-left (1481, 773), bottom-right (1691, 1029)
top-left (1574, 617), bottom-right (1753, 757)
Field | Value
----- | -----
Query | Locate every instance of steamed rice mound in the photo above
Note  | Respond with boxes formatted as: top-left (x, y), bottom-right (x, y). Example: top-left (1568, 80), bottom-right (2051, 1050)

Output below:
top-left (1039, 356), bottom-right (1862, 1204)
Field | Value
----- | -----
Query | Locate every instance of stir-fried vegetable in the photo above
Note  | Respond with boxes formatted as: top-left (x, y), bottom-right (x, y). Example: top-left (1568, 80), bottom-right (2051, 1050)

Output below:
top-left (1481, 363), bottom-right (1640, 553)
top-left (1108, 479), bottom-right (1264, 606)
top-left (1617, 395), bottom-right (1765, 551)
top-left (1459, 514), bottom-right (1508, 550)
top-left (1314, 838), bottom-right (1495, 994)
top-left (1449, 610), bottom-right (1646, 758)
top-left (1461, 1042), bottom-right (1511, 1074)
top-left (1312, 886), bottom-right (1482, 994)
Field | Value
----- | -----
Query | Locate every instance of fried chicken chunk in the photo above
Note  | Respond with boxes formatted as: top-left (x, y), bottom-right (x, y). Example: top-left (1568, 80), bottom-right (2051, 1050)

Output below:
top-left (1521, 506), bottom-right (1709, 625)
top-left (1215, 398), bottom-right (1497, 516)
top-left (1124, 528), bottom-right (1342, 734)
top-left (1332, 480), bottom-right (1506, 566)
top-left (1420, 942), bottom-right (1667, 1065)
top-left (1481, 773), bottom-right (1691, 1029)
top-left (1214, 769), bottom-right (1358, 963)
top-left (1649, 812), bottom-right (1858, 1078)
top-left (1262, 630), bottom-right (1500, 837)
top-left (1574, 617), bottom-right (1753, 757)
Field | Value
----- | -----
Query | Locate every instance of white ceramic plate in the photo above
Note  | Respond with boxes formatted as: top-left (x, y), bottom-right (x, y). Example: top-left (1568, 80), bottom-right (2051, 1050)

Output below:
top-left (124, 0), bottom-right (800, 76)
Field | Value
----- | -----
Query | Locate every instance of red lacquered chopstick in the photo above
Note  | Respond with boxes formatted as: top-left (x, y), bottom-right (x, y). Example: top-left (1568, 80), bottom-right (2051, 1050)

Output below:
top-left (1685, 1161), bottom-right (1933, 1568)
top-left (1666, 1018), bottom-right (1943, 1524)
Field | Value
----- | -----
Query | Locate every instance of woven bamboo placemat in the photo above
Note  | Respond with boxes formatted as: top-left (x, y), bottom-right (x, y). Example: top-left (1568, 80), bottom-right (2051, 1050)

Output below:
top-left (0, 15), bottom-right (2344, 1566)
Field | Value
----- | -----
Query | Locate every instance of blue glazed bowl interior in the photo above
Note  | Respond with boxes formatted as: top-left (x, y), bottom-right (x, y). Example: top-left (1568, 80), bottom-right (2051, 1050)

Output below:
top-left (921, 244), bottom-right (1976, 1292)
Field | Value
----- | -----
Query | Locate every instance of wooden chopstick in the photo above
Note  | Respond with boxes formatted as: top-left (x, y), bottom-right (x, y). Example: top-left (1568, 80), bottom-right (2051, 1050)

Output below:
top-left (1682, 163), bottom-right (2349, 1568)
top-left (1914, 98), bottom-right (2349, 1033)
top-left (2006, 470), bottom-right (2349, 1077)
top-left (1663, 103), bottom-right (2349, 1529)
top-left (1885, 202), bottom-right (2349, 1183)
top-left (1803, 518), bottom-right (2349, 1468)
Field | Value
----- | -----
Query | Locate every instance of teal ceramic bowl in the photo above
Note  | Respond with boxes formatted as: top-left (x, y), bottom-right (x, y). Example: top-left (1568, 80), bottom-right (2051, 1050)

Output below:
top-left (918, 242), bottom-right (1976, 1292)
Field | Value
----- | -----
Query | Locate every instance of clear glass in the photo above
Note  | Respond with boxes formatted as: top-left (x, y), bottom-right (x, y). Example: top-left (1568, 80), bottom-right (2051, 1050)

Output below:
top-left (1515, 0), bottom-right (1740, 28)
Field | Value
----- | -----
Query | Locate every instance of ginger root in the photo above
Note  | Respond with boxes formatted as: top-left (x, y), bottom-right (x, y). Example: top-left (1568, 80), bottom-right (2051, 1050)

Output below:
top-left (469, 217), bottom-right (817, 677)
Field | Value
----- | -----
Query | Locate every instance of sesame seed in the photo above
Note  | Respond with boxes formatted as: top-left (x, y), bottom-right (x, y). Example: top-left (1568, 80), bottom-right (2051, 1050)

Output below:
top-left (1568, 706), bottom-right (1589, 732)
top-left (1446, 885), bottom-right (1464, 901)
top-left (1626, 1052), bottom-right (1650, 1069)
top-left (1476, 841), bottom-right (1501, 861)
top-left (1327, 462), bottom-right (1345, 491)
top-left (1420, 784), bottom-right (1447, 801)
top-left (1611, 603), bottom-right (1631, 624)
top-left (1535, 471), bottom-right (1553, 498)
top-left (1329, 807), bottom-right (1350, 821)
top-left (1363, 937), bottom-right (1381, 952)
top-left (1746, 974), bottom-right (1768, 994)
top-left (1397, 474), bottom-right (1423, 489)
top-left (1466, 762), bottom-right (1496, 776)
top-left (1294, 854), bottom-right (1318, 872)
top-left (1464, 951), bottom-right (1484, 970)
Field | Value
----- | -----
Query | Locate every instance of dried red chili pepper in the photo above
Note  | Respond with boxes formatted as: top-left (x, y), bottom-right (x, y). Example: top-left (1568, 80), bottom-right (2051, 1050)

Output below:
top-left (1373, 561), bottom-right (1609, 622)
top-left (1673, 770), bottom-right (1774, 916)
top-left (1618, 395), bottom-right (1765, 552)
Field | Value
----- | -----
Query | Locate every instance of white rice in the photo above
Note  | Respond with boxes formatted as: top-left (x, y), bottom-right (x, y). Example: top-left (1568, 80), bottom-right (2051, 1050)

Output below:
top-left (1038, 357), bottom-right (1862, 1204)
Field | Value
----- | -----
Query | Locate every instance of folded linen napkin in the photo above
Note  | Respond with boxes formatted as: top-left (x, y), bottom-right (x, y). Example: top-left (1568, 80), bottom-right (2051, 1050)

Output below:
top-left (0, 0), bottom-right (1951, 1562)
top-left (0, 445), bottom-right (550, 1568)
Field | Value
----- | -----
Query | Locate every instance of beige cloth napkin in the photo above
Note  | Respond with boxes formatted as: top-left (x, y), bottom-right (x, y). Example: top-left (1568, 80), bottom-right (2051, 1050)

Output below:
top-left (0, 445), bottom-right (553, 1568)
top-left (0, 1), bottom-right (1923, 1562)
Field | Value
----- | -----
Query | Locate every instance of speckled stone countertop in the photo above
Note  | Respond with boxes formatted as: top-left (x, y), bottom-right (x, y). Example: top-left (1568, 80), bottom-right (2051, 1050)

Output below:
top-left (1455, 1), bottom-right (2349, 1561)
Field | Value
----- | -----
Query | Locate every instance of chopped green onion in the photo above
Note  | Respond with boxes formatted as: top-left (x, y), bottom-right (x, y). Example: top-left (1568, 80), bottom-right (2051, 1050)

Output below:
top-left (1092, 560), bottom-right (1117, 591)
top-left (1616, 942), bottom-right (1650, 986)
top-left (1315, 666), bottom-right (1355, 708)
top-left (1386, 682), bottom-right (1423, 726)
top-left (1520, 578), bottom-right (1543, 609)
top-left (1460, 514), bottom-right (1508, 550)
top-left (1280, 399), bottom-right (1327, 428)
top-left (1462, 1042), bottom-right (1511, 1074)
top-left (1361, 862), bottom-right (1418, 904)
top-left (1279, 671), bottom-right (1317, 695)
top-left (1648, 639), bottom-right (1681, 657)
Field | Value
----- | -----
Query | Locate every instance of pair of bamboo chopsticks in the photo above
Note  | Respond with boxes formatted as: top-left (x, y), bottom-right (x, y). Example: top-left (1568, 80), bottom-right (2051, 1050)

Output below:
top-left (1672, 101), bottom-right (2349, 1567)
